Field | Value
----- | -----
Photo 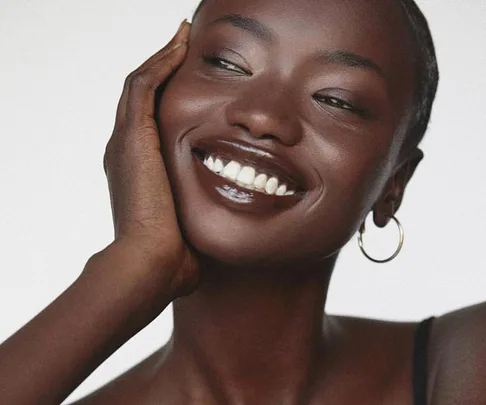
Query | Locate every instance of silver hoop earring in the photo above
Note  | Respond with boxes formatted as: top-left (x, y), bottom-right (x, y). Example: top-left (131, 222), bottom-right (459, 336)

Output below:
top-left (358, 216), bottom-right (404, 264)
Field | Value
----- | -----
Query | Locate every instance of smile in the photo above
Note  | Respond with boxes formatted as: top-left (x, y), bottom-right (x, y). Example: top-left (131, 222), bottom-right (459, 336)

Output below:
top-left (202, 155), bottom-right (296, 196)
top-left (190, 139), bottom-right (307, 215)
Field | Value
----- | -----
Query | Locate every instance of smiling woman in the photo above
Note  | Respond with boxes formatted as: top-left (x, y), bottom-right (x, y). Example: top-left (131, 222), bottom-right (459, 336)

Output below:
top-left (157, 0), bottom-right (428, 266)
top-left (0, 1), bottom-right (485, 405)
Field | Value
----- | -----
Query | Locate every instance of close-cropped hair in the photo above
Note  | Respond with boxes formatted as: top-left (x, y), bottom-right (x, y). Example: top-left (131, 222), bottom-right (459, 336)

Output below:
top-left (191, 0), bottom-right (439, 152)
top-left (396, 0), bottom-right (439, 152)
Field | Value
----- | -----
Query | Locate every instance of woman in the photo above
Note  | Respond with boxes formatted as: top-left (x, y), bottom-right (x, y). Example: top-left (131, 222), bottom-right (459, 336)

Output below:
top-left (1, 0), bottom-right (482, 404)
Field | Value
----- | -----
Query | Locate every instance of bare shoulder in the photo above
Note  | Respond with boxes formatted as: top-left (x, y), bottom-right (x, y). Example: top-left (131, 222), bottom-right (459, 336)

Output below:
top-left (427, 302), bottom-right (486, 405)
top-left (67, 346), bottom-right (167, 405)
top-left (330, 303), bottom-right (486, 405)
top-left (66, 316), bottom-right (429, 405)
top-left (322, 314), bottom-right (420, 405)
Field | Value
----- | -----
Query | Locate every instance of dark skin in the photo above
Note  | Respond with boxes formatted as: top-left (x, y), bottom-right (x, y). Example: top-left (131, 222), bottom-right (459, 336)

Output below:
top-left (0, 0), bottom-right (484, 404)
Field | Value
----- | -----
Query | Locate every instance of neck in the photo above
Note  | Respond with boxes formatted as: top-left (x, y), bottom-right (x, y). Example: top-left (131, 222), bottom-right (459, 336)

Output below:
top-left (159, 256), bottom-right (337, 405)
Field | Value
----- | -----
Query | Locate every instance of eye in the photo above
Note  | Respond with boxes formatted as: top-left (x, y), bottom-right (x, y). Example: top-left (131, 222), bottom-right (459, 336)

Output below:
top-left (202, 53), bottom-right (250, 75)
top-left (314, 95), bottom-right (360, 112)
top-left (314, 94), bottom-right (371, 119)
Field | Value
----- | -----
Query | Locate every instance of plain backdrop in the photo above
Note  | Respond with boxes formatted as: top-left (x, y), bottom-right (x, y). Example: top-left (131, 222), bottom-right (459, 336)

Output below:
top-left (1, 0), bottom-right (485, 402)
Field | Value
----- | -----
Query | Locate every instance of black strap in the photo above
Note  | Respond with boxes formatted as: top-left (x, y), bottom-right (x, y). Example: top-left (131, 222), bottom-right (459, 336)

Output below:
top-left (412, 316), bottom-right (435, 405)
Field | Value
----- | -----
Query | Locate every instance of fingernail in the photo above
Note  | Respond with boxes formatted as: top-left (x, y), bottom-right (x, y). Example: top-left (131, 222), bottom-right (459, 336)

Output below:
top-left (176, 19), bottom-right (187, 34)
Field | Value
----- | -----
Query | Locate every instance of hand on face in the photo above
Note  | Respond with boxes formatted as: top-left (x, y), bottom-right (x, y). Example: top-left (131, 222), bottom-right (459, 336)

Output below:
top-left (103, 20), bottom-right (200, 298)
top-left (156, 1), bottom-right (419, 267)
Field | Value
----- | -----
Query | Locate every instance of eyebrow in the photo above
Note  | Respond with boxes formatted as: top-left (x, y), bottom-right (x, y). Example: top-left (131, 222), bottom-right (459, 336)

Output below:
top-left (208, 13), bottom-right (276, 43)
top-left (318, 50), bottom-right (386, 79)
top-left (208, 14), bottom-right (386, 80)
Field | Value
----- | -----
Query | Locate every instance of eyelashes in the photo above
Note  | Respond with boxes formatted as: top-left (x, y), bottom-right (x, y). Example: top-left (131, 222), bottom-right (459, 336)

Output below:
top-left (202, 52), bottom-right (250, 75)
top-left (201, 53), bottom-right (369, 117)
top-left (313, 95), bottom-right (367, 117)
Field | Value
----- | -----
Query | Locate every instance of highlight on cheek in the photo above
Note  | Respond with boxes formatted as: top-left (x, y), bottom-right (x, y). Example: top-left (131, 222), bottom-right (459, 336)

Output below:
top-left (0, 1), bottom-right (449, 404)
top-left (158, 0), bottom-right (438, 269)
top-left (192, 35), bottom-right (385, 124)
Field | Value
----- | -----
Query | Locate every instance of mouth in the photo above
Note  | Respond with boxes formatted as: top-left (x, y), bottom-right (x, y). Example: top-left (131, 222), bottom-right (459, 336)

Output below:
top-left (190, 139), bottom-right (308, 215)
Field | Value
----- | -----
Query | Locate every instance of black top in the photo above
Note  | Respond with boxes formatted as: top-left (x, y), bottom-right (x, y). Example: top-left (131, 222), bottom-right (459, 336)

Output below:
top-left (412, 317), bottom-right (435, 405)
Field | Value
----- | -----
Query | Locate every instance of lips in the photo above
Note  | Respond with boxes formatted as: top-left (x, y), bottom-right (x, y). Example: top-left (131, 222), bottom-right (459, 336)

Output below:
top-left (190, 139), bottom-right (308, 215)
top-left (192, 139), bottom-right (307, 191)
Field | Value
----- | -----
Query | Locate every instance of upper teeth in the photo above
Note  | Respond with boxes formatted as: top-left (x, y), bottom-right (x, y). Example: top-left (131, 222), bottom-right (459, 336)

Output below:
top-left (203, 155), bottom-right (296, 196)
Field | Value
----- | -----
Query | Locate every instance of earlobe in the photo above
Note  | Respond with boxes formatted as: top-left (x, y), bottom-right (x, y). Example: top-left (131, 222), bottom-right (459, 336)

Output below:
top-left (371, 147), bottom-right (424, 228)
top-left (372, 199), bottom-right (396, 228)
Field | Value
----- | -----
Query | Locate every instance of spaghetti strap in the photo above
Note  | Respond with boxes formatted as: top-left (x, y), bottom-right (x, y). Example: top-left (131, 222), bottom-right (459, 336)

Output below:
top-left (412, 316), bottom-right (435, 405)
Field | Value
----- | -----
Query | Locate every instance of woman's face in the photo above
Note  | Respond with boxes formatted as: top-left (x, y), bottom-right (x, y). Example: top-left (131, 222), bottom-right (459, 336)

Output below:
top-left (157, 0), bottom-right (417, 265)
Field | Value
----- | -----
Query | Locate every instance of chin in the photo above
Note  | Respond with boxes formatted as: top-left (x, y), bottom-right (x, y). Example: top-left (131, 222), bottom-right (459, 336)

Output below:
top-left (157, 100), bottom-right (367, 268)
top-left (165, 140), bottom-right (352, 267)
top-left (177, 203), bottom-right (295, 266)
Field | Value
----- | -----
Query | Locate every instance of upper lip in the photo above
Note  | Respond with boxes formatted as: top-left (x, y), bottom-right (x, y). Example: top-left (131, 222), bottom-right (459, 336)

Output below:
top-left (191, 138), bottom-right (308, 191)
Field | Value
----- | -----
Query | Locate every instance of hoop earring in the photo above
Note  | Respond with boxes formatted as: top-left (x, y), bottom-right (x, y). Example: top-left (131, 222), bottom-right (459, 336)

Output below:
top-left (358, 216), bottom-right (404, 264)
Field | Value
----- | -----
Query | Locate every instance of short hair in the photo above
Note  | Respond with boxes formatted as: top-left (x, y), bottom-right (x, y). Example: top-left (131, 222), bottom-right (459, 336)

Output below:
top-left (192, 0), bottom-right (206, 19)
top-left (396, 0), bottom-right (439, 152)
top-left (191, 0), bottom-right (439, 152)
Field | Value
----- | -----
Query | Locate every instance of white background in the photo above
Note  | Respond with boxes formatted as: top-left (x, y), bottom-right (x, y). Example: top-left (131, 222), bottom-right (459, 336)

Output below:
top-left (1, 0), bottom-right (485, 402)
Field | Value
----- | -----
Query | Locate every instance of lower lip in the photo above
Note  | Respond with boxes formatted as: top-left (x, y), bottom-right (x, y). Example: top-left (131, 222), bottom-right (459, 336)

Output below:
top-left (193, 154), bottom-right (302, 216)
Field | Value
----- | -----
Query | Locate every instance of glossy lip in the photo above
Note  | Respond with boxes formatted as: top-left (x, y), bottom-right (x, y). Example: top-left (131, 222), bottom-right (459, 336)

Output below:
top-left (192, 153), bottom-right (303, 216)
top-left (191, 139), bottom-right (309, 192)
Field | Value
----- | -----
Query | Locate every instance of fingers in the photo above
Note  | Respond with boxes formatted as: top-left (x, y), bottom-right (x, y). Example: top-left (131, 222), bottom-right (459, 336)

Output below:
top-left (114, 20), bottom-right (191, 131)
top-left (135, 20), bottom-right (189, 72)
top-left (125, 43), bottom-right (186, 123)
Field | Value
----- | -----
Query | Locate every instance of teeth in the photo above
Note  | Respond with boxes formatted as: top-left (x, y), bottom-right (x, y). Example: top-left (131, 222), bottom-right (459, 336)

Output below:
top-left (214, 158), bottom-right (224, 173)
top-left (265, 177), bottom-right (279, 195)
top-left (237, 166), bottom-right (256, 185)
top-left (222, 160), bottom-right (241, 180)
top-left (237, 181), bottom-right (254, 189)
top-left (202, 154), bottom-right (297, 197)
top-left (275, 184), bottom-right (287, 196)
top-left (204, 156), bottom-right (214, 171)
top-left (253, 174), bottom-right (268, 190)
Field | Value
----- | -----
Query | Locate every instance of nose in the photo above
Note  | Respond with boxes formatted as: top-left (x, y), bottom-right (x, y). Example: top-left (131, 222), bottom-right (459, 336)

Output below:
top-left (224, 82), bottom-right (303, 146)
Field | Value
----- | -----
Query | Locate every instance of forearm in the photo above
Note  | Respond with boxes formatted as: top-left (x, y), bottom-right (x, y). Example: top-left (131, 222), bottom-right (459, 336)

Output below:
top-left (0, 241), bottom-right (172, 405)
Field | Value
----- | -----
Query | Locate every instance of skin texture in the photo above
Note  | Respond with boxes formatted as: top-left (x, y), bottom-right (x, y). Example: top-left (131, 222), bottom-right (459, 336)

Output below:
top-left (158, 0), bottom-right (419, 266)
top-left (1, 1), bottom-right (486, 405)
top-left (71, 1), bottom-right (483, 404)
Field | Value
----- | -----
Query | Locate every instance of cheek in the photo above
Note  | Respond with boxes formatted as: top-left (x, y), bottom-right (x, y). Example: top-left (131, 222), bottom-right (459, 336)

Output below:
top-left (157, 62), bottom-right (230, 140)
top-left (302, 137), bottom-right (392, 253)
top-left (155, 64), bottom-right (394, 265)
top-left (158, 74), bottom-right (208, 140)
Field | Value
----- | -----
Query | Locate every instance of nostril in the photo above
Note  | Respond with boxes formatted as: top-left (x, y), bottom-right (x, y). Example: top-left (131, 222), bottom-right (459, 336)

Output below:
top-left (227, 104), bottom-right (302, 146)
top-left (233, 123), bottom-right (250, 134)
top-left (232, 123), bottom-right (284, 143)
top-left (259, 133), bottom-right (279, 141)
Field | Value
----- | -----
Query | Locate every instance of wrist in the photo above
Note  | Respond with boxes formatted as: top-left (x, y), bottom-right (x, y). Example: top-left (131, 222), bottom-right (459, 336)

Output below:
top-left (81, 240), bottom-right (176, 328)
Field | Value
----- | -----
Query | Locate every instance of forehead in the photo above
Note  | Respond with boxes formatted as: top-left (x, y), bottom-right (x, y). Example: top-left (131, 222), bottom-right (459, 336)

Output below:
top-left (194, 0), bottom-right (414, 95)
top-left (196, 0), bottom-right (409, 44)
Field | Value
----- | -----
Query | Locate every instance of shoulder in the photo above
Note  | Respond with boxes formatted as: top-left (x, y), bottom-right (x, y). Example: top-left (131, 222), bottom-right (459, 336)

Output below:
top-left (427, 302), bottom-right (486, 404)
top-left (333, 307), bottom-right (486, 405)
top-left (328, 314), bottom-right (419, 363)
top-left (322, 314), bottom-right (420, 405)
top-left (67, 347), bottom-right (167, 405)
top-left (318, 309), bottom-right (486, 405)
